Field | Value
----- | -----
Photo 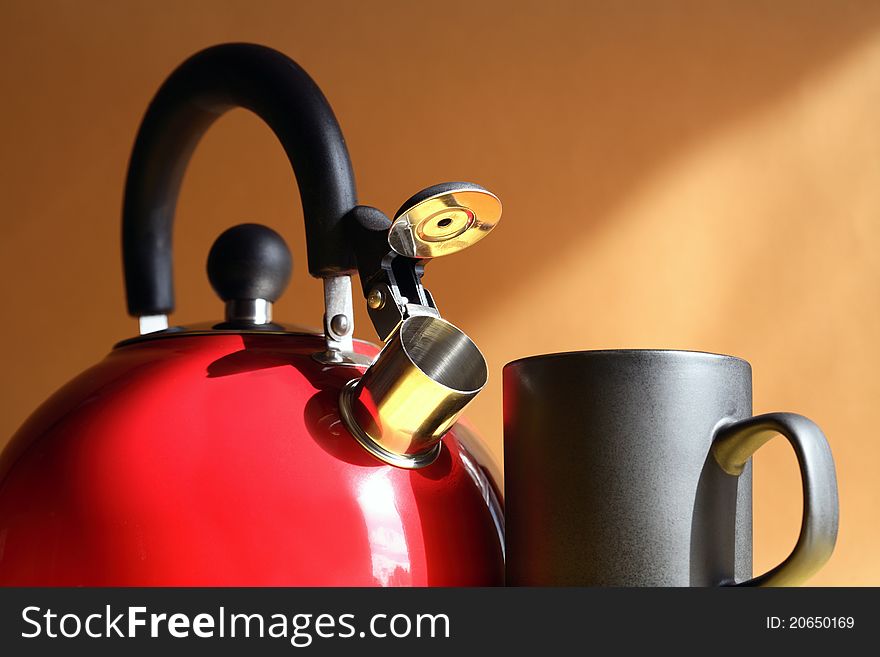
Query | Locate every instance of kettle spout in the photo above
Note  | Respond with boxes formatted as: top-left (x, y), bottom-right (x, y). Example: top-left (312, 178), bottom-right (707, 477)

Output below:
top-left (339, 315), bottom-right (488, 468)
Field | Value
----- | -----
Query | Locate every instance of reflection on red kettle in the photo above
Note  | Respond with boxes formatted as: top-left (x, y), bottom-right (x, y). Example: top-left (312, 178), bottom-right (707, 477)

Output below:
top-left (0, 44), bottom-right (504, 586)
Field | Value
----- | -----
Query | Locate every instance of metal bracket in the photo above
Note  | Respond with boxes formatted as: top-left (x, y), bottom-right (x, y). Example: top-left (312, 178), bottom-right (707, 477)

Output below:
top-left (138, 314), bottom-right (169, 335)
top-left (322, 276), bottom-right (355, 352)
top-left (313, 275), bottom-right (373, 366)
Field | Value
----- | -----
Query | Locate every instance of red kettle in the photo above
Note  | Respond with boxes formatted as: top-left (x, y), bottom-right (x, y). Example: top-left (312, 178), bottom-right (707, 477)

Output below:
top-left (0, 44), bottom-right (504, 586)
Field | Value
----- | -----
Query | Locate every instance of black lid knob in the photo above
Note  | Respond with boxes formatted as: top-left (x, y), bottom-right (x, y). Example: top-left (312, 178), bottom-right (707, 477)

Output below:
top-left (207, 223), bottom-right (292, 302)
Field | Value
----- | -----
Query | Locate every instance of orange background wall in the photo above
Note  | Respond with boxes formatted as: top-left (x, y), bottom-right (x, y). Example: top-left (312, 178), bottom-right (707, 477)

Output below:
top-left (1, 0), bottom-right (878, 585)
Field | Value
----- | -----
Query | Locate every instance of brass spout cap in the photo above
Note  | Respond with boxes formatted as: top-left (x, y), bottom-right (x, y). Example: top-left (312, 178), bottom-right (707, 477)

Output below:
top-left (339, 315), bottom-right (488, 468)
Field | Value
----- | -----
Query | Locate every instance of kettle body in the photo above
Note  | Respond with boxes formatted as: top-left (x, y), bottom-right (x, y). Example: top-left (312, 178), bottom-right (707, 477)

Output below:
top-left (0, 332), bottom-right (504, 585)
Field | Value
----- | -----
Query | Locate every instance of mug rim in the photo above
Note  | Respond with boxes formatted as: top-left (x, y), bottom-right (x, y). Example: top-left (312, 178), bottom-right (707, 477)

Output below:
top-left (504, 348), bottom-right (750, 370)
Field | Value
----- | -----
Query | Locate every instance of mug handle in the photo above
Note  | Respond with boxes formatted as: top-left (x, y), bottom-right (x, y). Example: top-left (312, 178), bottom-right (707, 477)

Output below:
top-left (711, 412), bottom-right (839, 586)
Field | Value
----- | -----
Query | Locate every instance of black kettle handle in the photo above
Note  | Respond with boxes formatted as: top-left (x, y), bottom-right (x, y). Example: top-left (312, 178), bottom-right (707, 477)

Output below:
top-left (122, 43), bottom-right (358, 317)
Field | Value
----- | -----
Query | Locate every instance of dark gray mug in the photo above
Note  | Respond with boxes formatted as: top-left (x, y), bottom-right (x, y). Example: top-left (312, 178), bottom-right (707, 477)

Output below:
top-left (503, 350), bottom-right (839, 586)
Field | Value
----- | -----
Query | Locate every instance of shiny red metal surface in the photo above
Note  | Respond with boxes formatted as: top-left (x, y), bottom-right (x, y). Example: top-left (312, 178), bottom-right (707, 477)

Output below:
top-left (0, 333), bottom-right (504, 586)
